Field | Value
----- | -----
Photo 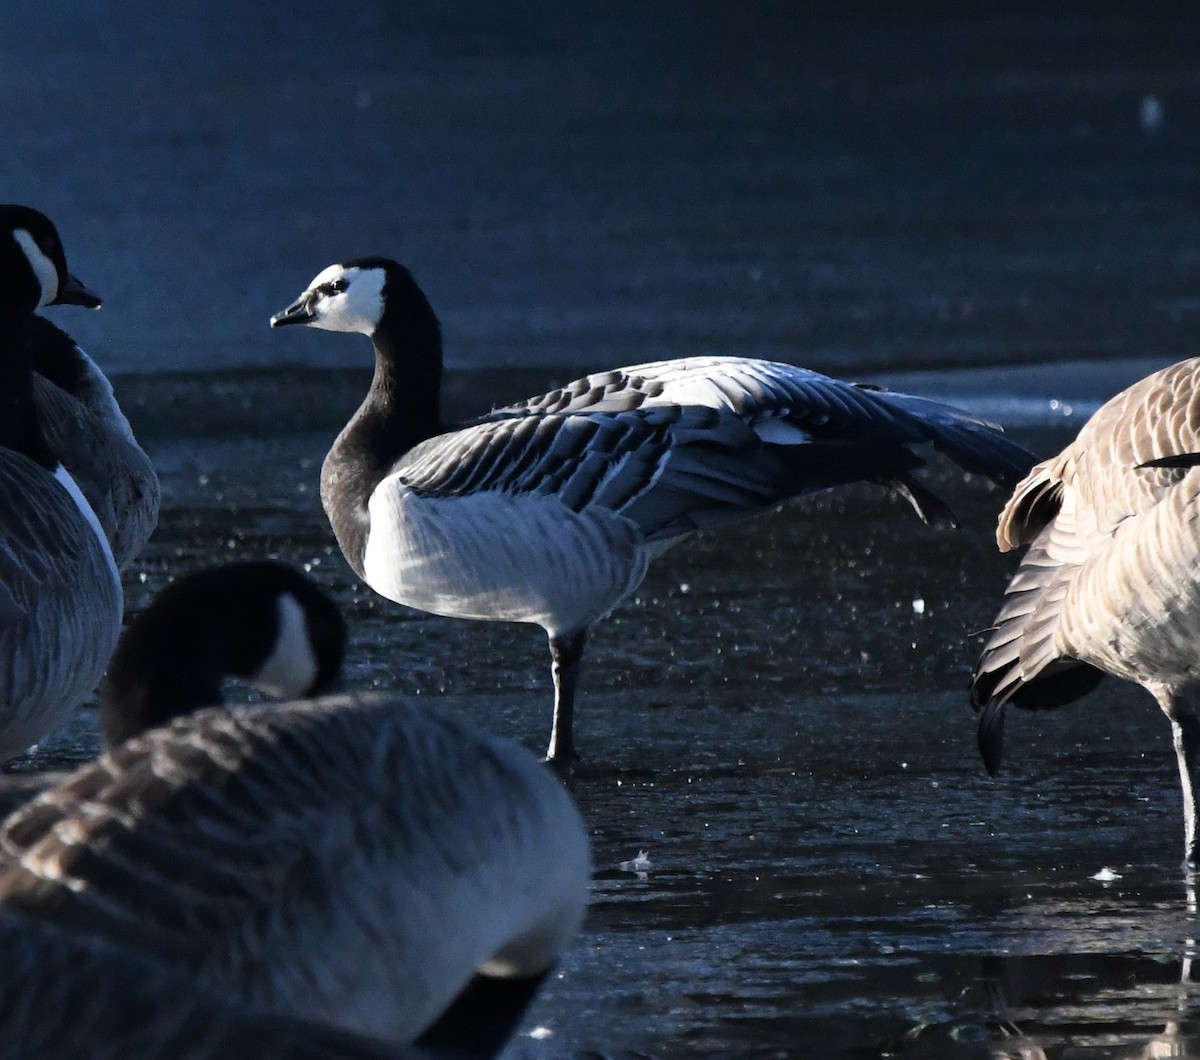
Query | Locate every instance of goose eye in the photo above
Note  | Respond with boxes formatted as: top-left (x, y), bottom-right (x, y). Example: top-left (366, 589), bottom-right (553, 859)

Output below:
top-left (319, 278), bottom-right (348, 297)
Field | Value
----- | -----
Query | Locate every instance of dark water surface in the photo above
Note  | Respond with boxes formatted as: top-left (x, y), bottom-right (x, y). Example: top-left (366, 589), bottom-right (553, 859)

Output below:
top-left (7, 0), bottom-right (1200, 1055)
top-left (12, 402), bottom-right (1200, 1058)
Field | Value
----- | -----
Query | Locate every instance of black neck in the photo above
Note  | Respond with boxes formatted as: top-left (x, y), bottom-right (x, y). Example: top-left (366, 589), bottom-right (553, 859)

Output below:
top-left (0, 309), bottom-right (53, 468)
top-left (29, 316), bottom-right (88, 394)
top-left (100, 667), bottom-right (223, 747)
top-left (320, 311), bottom-right (445, 576)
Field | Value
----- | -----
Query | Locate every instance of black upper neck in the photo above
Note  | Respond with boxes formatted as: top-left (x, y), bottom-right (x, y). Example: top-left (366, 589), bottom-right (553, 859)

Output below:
top-left (0, 307), bottom-right (54, 469)
top-left (29, 316), bottom-right (88, 395)
top-left (320, 280), bottom-right (446, 575)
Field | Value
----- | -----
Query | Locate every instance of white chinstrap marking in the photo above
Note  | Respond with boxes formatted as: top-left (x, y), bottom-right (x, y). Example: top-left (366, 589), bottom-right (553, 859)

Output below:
top-left (13, 229), bottom-right (58, 306)
top-left (252, 592), bottom-right (319, 697)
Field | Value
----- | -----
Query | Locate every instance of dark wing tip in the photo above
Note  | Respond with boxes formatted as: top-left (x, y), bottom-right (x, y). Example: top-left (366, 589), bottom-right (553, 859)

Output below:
top-left (976, 699), bottom-right (1006, 777)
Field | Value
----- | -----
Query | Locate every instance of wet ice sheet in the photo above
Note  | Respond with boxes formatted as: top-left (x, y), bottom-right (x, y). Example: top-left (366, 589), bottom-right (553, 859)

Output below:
top-left (14, 421), bottom-right (1200, 1058)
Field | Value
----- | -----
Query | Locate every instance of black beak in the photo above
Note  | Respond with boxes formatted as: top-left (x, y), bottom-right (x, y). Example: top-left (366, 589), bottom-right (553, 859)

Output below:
top-left (52, 273), bottom-right (102, 309)
top-left (270, 296), bottom-right (314, 328)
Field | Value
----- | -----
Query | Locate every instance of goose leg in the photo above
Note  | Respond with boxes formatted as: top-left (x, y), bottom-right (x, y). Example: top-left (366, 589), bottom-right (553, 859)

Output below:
top-left (1170, 712), bottom-right (1200, 866)
top-left (546, 630), bottom-right (587, 772)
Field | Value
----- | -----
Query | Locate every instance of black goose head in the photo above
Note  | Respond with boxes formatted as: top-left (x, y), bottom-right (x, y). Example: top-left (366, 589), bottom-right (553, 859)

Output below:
top-left (0, 206), bottom-right (100, 314)
top-left (100, 562), bottom-right (348, 747)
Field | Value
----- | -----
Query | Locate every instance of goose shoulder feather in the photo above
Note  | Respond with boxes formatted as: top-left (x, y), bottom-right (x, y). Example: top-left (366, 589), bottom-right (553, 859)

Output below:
top-left (29, 316), bottom-right (159, 569)
top-left (0, 694), bottom-right (590, 1045)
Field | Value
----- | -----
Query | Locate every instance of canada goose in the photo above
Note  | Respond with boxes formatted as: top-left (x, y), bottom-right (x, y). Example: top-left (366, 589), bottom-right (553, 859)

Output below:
top-left (0, 908), bottom-right (424, 1060)
top-left (0, 560), bottom-right (347, 816)
top-left (0, 205), bottom-right (122, 761)
top-left (971, 357), bottom-right (1200, 865)
top-left (270, 258), bottom-right (1036, 770)
top-left (0, 562), bottom-right (590, 1054)
top-left (31, 315), bottom-right (160, 570)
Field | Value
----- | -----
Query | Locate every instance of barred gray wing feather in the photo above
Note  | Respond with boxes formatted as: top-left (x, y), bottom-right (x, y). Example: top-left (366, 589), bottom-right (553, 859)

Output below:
top-left (494, 357), bottom-right (1034, 486)
top-left (400, 406), bottom-right (800, 540)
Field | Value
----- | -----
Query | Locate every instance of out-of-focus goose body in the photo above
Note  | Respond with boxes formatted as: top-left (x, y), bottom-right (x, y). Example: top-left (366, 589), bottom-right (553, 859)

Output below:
top-left (972, 357), bottom-right (1200, 863)
top-left (0, 696), bottom-right (590, 1051)
top-left (0, 206), bottom-right (122, 761)
top-left (0, 562), bottom-right (589, 1054)
top-left (31, 316), bottom-right (159, 569)
top-left (271, 258), bottom-right (1035, 769)
top-left (0, 909), bottom-right (422, 1060)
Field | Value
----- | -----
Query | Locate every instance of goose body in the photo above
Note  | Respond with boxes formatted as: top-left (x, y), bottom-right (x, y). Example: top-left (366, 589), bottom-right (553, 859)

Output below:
top-left (272, 259), bottom-right (1036, 767)
top-left (971, 357), bottom-right (1200, 863)
top-left (0, 562), bottom-right (589, 1053)
top-left (0, 908), bottom-right (419, 1060)
top-left (0, 206), bottom-right (122, 761)
top-left (31, 316), bottom-right (160, 569)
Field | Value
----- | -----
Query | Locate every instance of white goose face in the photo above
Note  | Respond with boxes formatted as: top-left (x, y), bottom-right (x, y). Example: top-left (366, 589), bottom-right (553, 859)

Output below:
top-left (270, 264), bottom-right (386, 335)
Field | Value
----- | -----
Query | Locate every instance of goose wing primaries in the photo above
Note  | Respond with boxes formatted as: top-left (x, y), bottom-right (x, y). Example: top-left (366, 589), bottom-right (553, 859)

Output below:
top-left (402, 357), bottom-right (1033, 541)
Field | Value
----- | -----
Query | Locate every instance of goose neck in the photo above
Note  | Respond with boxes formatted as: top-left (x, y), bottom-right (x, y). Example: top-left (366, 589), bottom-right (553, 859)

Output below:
top-left (0, 307), bottom-right (51, 465)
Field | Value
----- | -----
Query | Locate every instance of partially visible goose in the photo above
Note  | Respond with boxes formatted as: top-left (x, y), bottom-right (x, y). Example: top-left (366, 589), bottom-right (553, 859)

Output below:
top-left (0, 561), bottom-right (590, 1055)
top-left (0, 908), bottom-right (427, 1060)
top-left (270, 258), bottom-right (1036, 769)
top-left (0, 559), bottom-right (347, 815)
top-left (0, 205), bottom-right (122, 761)
top-left (971, 357), bottom-right (1200, 865)
top-left (31, 315), bottom-right (160, 569)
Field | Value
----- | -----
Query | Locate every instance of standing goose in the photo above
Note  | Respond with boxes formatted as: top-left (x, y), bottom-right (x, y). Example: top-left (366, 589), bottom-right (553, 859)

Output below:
top-left (0, 205), bottom-right (122, 761)
top-left (270, 258), bottom-right (1036, 770)
top-left (31, 315), bottom-right (160, 570)
top-left (971, 357), bottom-right (1200, 865)
top-left (0, 562), bottom-right (590, 1055)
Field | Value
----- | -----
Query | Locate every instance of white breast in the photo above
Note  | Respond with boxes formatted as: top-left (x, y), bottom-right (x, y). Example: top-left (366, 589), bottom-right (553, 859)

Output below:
top-left (363, 481), bottom-right (651, 634)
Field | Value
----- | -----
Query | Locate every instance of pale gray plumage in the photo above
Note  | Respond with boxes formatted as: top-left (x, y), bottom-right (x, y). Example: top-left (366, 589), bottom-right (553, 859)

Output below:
top-left (271, 259), bottom-right (1036, 769)
top-left (0, 693), bottom-right (590, 1047)
top-left (31, 317), bottom-right (159, 569)
top-left (972, 357), bottom-right (1200, 864)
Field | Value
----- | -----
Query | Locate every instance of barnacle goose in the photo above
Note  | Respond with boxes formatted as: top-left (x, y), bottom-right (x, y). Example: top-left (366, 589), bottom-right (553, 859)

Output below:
top-left (271, 258), bottom-right (1035, 770)
top-left (972, 357), bottom-right (1200, 865)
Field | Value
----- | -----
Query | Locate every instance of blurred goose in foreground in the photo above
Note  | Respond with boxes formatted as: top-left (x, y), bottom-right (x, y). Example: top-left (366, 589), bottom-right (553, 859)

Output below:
top-left (971, 357), bottom-right (1200, 865)
top-left (0, 205), bottom-right (122, 761)
top-left (31, 315), bottom-right (160, 569)
top-left (0, 909), bottom-right (430, 1060)
top-left (0, 559), bottom-right (346, 814)
top-left (271, 257), bottom-right (1036, 770)
top-left (0, 561), bottom-right (590, 1054)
